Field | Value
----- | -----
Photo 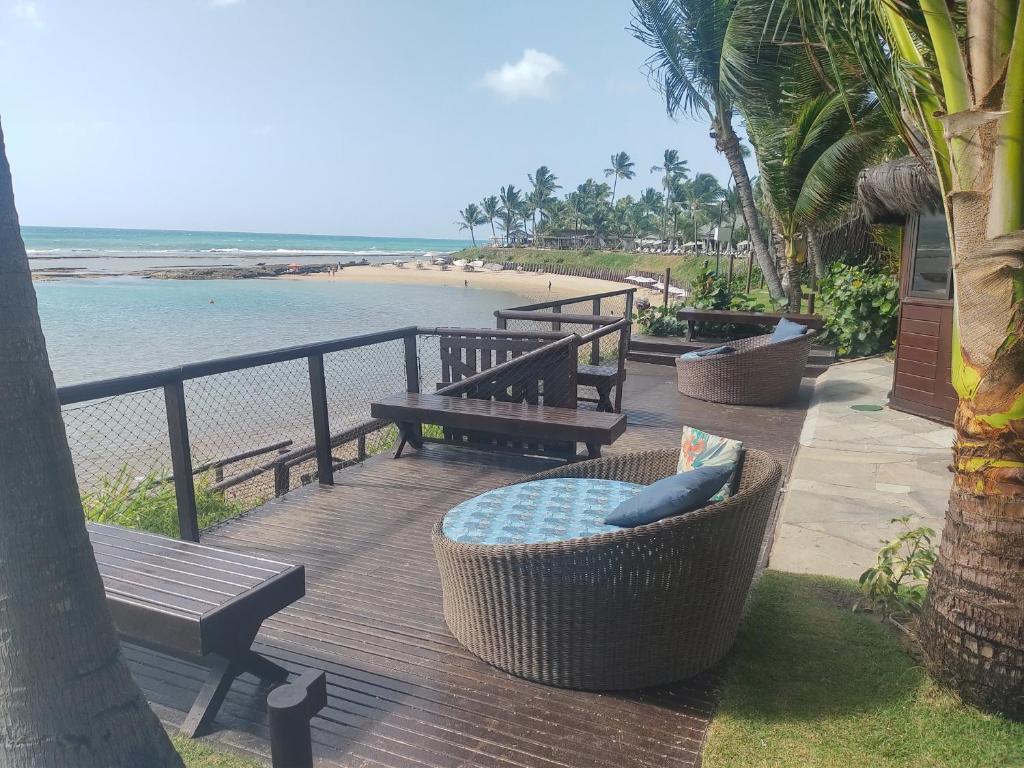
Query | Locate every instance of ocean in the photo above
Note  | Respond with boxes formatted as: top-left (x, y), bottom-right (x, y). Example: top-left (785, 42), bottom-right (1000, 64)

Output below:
top-left (23, 225), bottom-right (472, 274)
top-left (25, 227), bottom-right (518, 387)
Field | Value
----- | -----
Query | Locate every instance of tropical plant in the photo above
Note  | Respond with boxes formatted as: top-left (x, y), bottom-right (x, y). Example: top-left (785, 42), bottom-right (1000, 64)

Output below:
top-left (604, 151), bottom-right (636, 206)
top-left (497, 184), bottom-right (523, 243)
top-left (0, 122), bottom-right (183, 765)
top-left (858, 516), bottom-right (938, 621)
top-left (456, 202), bottom-right (487, 246)
top-left (631, 0), bottom-right (785, 301)
top-left (819, 263), bottom-right (898, 357)
top-left (527, 166), bottom-right (561, 235)
top-left (789, 0), bottom-right (1024, 716)
top-left (649, 148), bottom-right (689, 241)
top-left (480, 195), bottom-right (500, 240)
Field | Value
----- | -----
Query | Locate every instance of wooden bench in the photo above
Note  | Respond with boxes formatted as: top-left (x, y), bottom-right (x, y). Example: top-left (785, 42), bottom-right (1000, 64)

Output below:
top-left (370, 392), bottom-right (626, 460)
top-left (88, 522), bottom-right (305, 738)
top-left (577, 363), bottom-right (622, 412)
top-left (675, 308), bottom-right (824, 341)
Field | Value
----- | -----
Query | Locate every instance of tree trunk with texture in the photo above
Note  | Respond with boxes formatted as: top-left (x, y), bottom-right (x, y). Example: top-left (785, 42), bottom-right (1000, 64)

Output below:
top-left (0, 123), bottom-right (184, 765)
top-left (715, 120), bottom-right (784, 302)
top-left (918, 184), bottom-right (1024, 718)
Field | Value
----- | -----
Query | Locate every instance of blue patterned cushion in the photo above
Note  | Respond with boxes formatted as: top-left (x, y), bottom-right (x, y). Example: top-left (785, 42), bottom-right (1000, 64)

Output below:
top-left (442, 478), bottom-right (644, 545)
top-left (678, 426), bottom-right (743, 502)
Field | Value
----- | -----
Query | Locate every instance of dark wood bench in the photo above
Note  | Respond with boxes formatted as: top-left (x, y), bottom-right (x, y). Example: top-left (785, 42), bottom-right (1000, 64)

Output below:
top-left (675, 307), bottom-right (824, 340)
top-left (576, 363), bottom-right (622, 412)
top-left (370, 392), bottom-right (626, 460)
top-left (88, 522), bottom-right (305, 737)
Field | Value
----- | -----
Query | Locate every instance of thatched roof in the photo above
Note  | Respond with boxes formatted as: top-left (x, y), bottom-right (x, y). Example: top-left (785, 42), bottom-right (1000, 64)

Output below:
top-left (857, 156), bottom-right (943, 224)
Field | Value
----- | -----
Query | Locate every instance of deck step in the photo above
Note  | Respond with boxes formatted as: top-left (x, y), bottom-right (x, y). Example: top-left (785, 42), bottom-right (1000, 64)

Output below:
top-left (629, 336), bottom-right (696, 355)
top-left (626, 350), bottom-right (679, 366)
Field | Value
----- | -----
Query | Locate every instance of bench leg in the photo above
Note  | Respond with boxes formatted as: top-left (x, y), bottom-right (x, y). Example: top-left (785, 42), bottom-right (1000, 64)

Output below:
top-left (394, 422), bottom-right (424, 459)
top-left (586, 443), bottom-right (602, 459)
top-left (181, 655), bottom-right (237, 739)
top-left (595, 385), bottom-right (613, 413)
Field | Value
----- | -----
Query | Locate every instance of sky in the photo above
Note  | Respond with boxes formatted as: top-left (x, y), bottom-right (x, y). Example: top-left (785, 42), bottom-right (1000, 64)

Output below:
top-left (0, 1), bottom-right (734, 239)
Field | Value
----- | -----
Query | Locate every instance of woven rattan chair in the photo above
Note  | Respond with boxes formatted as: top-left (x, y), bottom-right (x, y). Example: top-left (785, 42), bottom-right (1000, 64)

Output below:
top-left (675, 330), bottom-right (816, 405)
top-left (432, 448), bottom-right (782, 690)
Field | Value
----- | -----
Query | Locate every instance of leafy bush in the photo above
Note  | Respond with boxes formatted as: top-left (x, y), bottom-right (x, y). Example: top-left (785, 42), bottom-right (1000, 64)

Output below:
top-left (634, 302), bottom-right (687, 336)
top-left (858, 516), bottom-right (937, 620)
top-left (819, 263), bottom-right (898, 357)
top-left (82, 468), bottom-right (249, 537)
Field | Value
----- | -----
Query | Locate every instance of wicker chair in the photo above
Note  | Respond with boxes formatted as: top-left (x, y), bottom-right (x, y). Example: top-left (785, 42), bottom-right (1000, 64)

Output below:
top-left (432, 448), bottom-right (782, 690)
top-left (675, 330), bottom-right (816, 405)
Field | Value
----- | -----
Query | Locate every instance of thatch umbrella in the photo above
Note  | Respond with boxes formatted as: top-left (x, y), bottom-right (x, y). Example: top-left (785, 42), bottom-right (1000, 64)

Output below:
top-left (857, 156), bottom-right (943, 224)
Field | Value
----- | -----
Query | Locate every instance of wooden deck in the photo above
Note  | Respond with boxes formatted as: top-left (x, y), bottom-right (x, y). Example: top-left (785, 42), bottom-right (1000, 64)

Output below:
top-left (125, 362), bottom-right (813, 767)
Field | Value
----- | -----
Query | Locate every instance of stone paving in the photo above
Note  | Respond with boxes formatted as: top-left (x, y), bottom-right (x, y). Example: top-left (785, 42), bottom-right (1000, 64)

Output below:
top-left (770, 357), bottom-right (954, 579)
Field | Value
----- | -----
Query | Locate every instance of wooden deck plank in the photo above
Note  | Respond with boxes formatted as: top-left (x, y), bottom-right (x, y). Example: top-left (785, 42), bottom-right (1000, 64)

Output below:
top-left (125, 361), bottom-right (811, 767)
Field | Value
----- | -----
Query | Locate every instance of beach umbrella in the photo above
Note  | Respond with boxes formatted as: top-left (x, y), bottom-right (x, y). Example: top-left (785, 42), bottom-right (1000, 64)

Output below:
top-left (469, 260), bottom-right (484, 268)
top-left (652, 282), bottom-right (665, 290)
top-left (452, 259), bottom-right (468, 267)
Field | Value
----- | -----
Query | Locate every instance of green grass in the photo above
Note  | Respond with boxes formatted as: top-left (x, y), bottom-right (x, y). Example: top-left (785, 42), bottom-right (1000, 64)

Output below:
top-left (704, 571), bottom-right (1024, 768)
top-left (456, 246), bottom-right (708, 284)
top-left (172, 736), bottom-right (262, 768)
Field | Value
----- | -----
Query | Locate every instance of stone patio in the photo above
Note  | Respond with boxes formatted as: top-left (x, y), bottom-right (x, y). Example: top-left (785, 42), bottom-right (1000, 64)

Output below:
top-left (770, 357), bottom-right (954, 579)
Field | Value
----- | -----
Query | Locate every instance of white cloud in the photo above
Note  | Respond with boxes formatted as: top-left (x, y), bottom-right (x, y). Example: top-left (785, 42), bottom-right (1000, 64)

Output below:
top-left (12, 1), bottom-right (43, 29)
top-left (481, 49), bottom-right (565, 101)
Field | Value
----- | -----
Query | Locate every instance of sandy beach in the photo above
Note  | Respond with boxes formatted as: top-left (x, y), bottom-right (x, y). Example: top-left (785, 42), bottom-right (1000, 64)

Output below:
top-left (282, 263), bottom-right (658, 305)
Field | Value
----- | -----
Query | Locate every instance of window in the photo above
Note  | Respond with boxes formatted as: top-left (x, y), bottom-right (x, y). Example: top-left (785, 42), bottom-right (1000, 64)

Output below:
top-left (911, 213), bottom-right (953, 299)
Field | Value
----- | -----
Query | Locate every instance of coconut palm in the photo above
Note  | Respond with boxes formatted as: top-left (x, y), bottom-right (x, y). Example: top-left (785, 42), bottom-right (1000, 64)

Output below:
top-left (497, 184), bottom-right (523, 244)
top-left (631, 0), bottom-right (785, 301)
top-left (456, 203), bottom-right (487, 246)
top-left (527, 166), bottom-right (561, 234)
top-left (0, 124), bottom-right (184, 766)
top-left (480, 195), bottom-right (500, 241)
top-left (649, 149), bottom-right (689, 241)
top-left (604, 151), bottom-right (637, 206)
top-left (770, 0), bottom-right (1024, 716)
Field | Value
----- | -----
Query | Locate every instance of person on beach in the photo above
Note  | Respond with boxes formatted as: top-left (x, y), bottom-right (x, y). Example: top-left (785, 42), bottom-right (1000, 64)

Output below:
top-left (464, 279), bottom-right (468, 287)
top-left (548, 280), bottom-right (552, 291)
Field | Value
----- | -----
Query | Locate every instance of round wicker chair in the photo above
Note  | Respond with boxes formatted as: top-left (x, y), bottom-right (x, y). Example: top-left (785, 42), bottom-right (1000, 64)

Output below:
top-left (675, 330), bottom-right (816, 405)
top-left (432, 448), bottom-right (782, 690)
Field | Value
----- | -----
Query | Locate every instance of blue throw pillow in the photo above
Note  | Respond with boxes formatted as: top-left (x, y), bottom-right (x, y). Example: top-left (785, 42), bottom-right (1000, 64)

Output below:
top-left (680, 345), bottom-right (736, 360)
top-left (771, 317), bottom-right (808, 342)
top-left (604, 464), bottom-right (733, 527)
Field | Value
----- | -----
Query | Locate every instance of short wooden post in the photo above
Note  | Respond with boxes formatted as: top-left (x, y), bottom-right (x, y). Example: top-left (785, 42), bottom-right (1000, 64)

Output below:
top-left (552, 304), bottom-right (562, 332)
top-left (590, 297), bottom-right (601, 364)
top-left (357, 435), bottom-right (367, 461)
top-left (663, 268), bottom-right (671, 309)
top-left (403, 333), bottom-right (422, 441)
top-left (164, 379), bottom-right (200, 542)
top-left (727, 252), bottom-right (735, 284)
top-left (274, 462), bottom-right (290, 498)
top-left (307, 354), bottom-right (333, 487)
top-left (268, 669), bottom-right (327, 768)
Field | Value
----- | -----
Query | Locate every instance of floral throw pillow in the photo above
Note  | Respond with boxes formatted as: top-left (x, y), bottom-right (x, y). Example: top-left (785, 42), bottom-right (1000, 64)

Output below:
top-left (676, 426), bottom-right (743, 502)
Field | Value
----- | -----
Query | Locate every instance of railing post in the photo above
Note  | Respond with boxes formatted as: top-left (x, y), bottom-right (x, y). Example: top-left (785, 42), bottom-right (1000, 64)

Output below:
top-left (663, 268), bottom-right (671, 309)
top-left (164, 379), bottom-right (200, 542)
top-left (403, 333), bottom-right (422, 441)
top-left (552, 304), bottom-right (562, 332)
top-left (274, 462), bottom-right (290, 497)
top-left (616, 290), bottom-right (634, 414)
top-left (590, 297), bottom-right (601, 364)
top-left (268, 668), bottom-right (328, 768)
top-left (307, 354), bottom-right (334, 487)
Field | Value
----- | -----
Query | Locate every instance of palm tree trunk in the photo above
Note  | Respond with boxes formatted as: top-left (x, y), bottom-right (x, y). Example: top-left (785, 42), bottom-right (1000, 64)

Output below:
top-left (611, 177), bottom-right (618, 207)
top-left (918, 189), bottom-right (1024, 719)
top-left (470, 227), bottom-right (477, 247)
top-left (715, 120), bottom-right (785, 302)
top-left (0, 124), bottom-right (183, 766)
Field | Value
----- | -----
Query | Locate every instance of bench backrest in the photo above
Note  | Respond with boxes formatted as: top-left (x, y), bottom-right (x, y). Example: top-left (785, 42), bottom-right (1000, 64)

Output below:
top-left (676, 307), bottom-right (824, 332)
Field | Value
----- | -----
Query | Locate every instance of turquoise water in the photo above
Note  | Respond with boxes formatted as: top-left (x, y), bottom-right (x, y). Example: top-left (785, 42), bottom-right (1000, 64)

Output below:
top-left (23, 225), bottom-right (472, 273)
top-left (36, 277), bottom-right (524, 386)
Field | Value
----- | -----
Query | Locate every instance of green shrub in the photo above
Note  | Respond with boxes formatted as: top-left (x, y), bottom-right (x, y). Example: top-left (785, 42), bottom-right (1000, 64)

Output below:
top-left (634, 300), bottom-right (687, 336)
top-left (858, 516), bottom-right (937, 620)
top-left (819, 263), bottom-right (898, 357)
top-left (82, 468), bottom-right (249, 537)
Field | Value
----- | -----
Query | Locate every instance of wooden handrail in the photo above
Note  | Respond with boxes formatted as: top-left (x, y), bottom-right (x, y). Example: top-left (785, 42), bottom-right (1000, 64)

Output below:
top-left (577, 317), bottom-right (630, 345)
top-left (504, 287), bottom-right (636, 312)
top-left (417, 325), bottom-right (568, 340)
top-left (493, 310), bottom-right (623, 325)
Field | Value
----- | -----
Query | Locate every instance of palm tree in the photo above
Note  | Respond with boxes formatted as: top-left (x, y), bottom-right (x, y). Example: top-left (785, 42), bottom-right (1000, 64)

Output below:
top-left (773, 0), bottom-right (1024, 716)
top-left (497, 184), bottom-right (523, 244)
top-left (631, 0), bottom-right (785, 301)
top-left (456, 203), bottom-right (487, 246)
top-left (650, 149), bottom-right (688, 242)
top-left (527, 166), bottom-right (561, 234)
top-left (0, 124), bottom-right (184, 765)
top-left (480, 195), bottom-right (500, 241)
top-left (604, 151), bottom-right (636, 206)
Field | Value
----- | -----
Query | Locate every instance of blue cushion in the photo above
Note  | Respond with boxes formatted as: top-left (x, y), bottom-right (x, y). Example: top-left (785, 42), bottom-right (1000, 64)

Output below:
top-left (443, 478), bottom-right (644, 544)
top-left (604, 465), bottom-right (733, 528)
top-left (771, 317), bottom-right (808, 342)
top-left (680, 345), bottom-right (736, 360)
